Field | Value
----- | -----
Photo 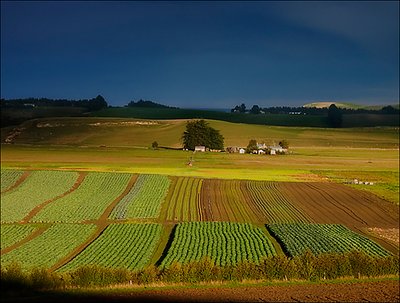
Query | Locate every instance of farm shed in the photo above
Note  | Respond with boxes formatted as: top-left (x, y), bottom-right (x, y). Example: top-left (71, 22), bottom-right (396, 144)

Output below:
top-left (195, 146), bottom-right (206, 152)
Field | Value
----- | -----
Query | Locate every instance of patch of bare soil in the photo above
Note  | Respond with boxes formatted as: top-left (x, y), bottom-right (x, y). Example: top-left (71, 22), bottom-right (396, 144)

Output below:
top-left (368, 227), bottom-right (400, 246)
top-left (4, 280), bottom-right (399, 303)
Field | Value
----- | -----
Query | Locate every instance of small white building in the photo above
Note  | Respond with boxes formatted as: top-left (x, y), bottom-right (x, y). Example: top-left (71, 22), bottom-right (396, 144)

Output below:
top-left (239, 148), bottom-right (246, 154)
top-left (194, 146), bottom-right (206, 152)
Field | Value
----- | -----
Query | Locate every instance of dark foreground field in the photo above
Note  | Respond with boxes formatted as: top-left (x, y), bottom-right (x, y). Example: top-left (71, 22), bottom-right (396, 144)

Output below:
top-left (2, 279), bottom-right (399, 302)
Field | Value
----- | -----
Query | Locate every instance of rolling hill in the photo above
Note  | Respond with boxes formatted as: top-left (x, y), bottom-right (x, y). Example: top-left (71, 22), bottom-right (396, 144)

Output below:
top-left (1, 117), bottom-right (399, 149)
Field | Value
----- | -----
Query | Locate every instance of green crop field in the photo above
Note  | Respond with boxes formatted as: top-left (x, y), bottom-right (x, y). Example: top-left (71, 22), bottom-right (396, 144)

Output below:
top-left (0, 224), bottom-right (36, 249)
top-left (0, 170), bottom-right (24, 192)
top-left (162, 177), bottom-right (203, 221)
top-left (1, 223), bottom-right (96, 270)
top-left (160, 222), bottom-right (277, 267)
top-left (111, 174), bottom-right (170, 219)
top-left (1, 170), bottom-right (78, 223)
top-left (32, 172), bottom-right (131, 223)
top-left (267, 223), bottom-right (391, 257)
top-left (61, 223), bottom-right (162, 271)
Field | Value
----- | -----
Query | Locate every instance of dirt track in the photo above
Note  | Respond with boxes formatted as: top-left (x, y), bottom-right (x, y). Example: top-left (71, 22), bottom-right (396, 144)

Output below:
top-left (3, 280), bottom-right (399, 302)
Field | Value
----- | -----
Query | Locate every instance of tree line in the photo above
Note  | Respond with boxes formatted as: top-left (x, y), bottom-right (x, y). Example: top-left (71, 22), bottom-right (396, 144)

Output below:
top-left (231, 103), bottom-right (399, 115)
top-left (1, 95), bottom-right (108, 111)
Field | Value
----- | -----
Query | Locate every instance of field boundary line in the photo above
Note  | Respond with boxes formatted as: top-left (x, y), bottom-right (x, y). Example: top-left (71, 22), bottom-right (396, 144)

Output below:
top-left (1, 171), bottom-right (31, 194)
top-left (0, 225), bottom-right (49, 255)
top-left (100, 174), bottom-right (138, 221)
top-left (50, 174), bottom-right (138, 271)
top-left (50, 222), bottom-right (109, 271)
top-left (21, 172), bottom-right (88, 223)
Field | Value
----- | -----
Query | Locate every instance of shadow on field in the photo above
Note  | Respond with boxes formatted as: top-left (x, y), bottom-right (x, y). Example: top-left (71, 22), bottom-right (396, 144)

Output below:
top-left (1, 290), bottom-right (201, 303)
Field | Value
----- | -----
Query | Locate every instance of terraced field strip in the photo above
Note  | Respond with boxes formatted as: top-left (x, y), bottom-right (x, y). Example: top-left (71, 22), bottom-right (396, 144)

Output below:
top-left (21, 172), bottom-right (88, 223)
top-left (111, 174), bottom-right (170, 219)
top-left (0, 224), bottom-right (37, 250)
top-left (267, 223), bottom-right (391, 257)
top-left (245, 181), bottom-right (313, 223)
top-left (0, 170), bottom-right (26, 192)
top-left (60, 223), bottom-right (162, 271)
top-left (0, 225), bottom-right (49, 255)
top-left (278, 182), bottom-right (399, 228)
top-left (31, 172), bottom-right (132, 223)
top-left (50, 175), bottom-right (138, 271)
top-left (160, 222), bottom-right (277, 267)
top-left (162, 177), bottom-right (202, 221)
top-left (1, 223), bottom-right (96, 269)
top-left (199, 179), bottom-right (260, 223)
top-left (1, 170), bottom-right (79, 223)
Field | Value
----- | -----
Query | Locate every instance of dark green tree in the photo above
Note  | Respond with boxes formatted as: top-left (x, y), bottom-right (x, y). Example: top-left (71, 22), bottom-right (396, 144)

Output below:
top-left (279, 139), bottom-right (289, 149)
top-left (239, 103), bottom-right (246, 113)
top-left (328, 104), bottom-right (343, 128)
top-left (182, 120), bottom-right (224, 150)
top-left (246, 139), bottom-right (258, 153)
top-left (250, 105), bottom-right (261, 114)
top-left (151, 141), bottom-right (159, 149)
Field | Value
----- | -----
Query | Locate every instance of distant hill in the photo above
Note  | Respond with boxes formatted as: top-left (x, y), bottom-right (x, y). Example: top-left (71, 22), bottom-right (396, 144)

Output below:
top-left (303, 101), bottom-right (399, 110)
top-left (127, 99), bottom-right (178, 109)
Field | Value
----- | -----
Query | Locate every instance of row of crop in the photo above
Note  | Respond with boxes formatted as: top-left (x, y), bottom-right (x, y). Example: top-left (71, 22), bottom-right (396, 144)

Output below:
top-left (164, 177), bottom-right (202, 221)
top-left (267, 223), bottom-right (390, 257)
top-left (246, 181), bottom-right (312, 223)
top-left (60, 223), bottom-right (162, 271)
top-left (32, 172), bottom-right (131, 222)
top-left (110, 174), bottom-right (170, 219)
top-left (1, 171), bottom-right (79, 223)
top-left (0, 224), bottom-right (36, 250)
top-left (1, 224), bottom-right (96, 269)
top-left (160, 222), bottom-right (277, 267)
top-left (199, 179), bottom-right (260, 222)
top-left (0, 170), bottom-right (24, 192)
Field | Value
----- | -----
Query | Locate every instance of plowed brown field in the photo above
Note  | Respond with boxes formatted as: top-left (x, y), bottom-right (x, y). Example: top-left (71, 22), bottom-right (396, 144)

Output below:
top-left (195, 179), bottom-right (398, 252)
top-left (9, 279), bottom-right (399, 302)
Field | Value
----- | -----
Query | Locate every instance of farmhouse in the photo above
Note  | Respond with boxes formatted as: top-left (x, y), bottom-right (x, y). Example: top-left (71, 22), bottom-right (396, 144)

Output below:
top-left (194, 146), bottom-right (206, 152)
top-left (269, 145), bottom-right (287, 154)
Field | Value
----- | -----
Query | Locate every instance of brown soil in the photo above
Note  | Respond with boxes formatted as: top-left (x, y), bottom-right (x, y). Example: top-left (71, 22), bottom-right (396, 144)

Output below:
top-left (6, 280), bottom-right (400, 302)
top-left (279, 182), bottom-right (399, 229)
top-left (21, 172), bottom-right (88, 223)
top-left (1, 171), bottom-right (31, 194)
top-left (199, 179), bottom-right (259, 223)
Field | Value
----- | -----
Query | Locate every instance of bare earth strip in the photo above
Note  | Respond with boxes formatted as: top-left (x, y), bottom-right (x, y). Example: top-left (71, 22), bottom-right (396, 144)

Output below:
top-left (23, 279), bottom-right (400, 302)
top-left (50, 174), bottom-right (138, 271)
top-left (278, 182), bottom-right (399, 254)
top-left (22, 172), bottom-right (87, 223)
top-left (1, 171), bottom-right (31, 194)
top-left (199, 179), bottom-right (259, 223)
top-left (0, 225), bottom-right (49, 255)
top-left (279, 182), bottom-right (399, 228)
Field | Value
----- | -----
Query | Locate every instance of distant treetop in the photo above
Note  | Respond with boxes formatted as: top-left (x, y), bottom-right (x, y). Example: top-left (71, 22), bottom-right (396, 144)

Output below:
top-left (0, 95), bottom-right (108, 111)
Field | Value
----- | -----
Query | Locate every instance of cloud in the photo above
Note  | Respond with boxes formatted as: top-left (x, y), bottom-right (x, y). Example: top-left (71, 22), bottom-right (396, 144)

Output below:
top-left (269, 1), bottom-right (399, 56)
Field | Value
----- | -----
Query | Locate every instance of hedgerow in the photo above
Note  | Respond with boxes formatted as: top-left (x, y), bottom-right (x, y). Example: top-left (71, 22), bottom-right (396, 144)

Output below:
top-left (1, 251), bottom-right (398, 290)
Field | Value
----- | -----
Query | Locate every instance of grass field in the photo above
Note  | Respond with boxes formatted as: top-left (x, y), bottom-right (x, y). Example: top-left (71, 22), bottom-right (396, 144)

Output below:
top-left (1, 117), bottom-right (398, 206)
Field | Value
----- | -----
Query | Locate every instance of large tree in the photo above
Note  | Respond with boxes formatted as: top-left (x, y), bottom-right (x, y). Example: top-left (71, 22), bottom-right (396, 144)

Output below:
top-left (328, 104), bottom-right (343, 128)
top-left (182, 120), bottom-right (224, 150)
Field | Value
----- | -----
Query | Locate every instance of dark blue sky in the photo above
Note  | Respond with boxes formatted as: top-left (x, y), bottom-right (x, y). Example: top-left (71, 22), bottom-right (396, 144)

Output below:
top-left (1, 1), bottom-right (399, 108)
